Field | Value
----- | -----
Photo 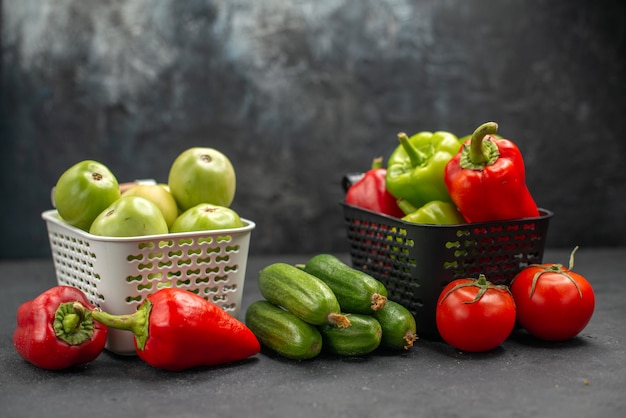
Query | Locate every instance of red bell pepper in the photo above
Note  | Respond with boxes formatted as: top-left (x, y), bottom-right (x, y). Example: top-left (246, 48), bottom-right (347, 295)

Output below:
top-left (13, 286), bottom-right (108, 370)
top-left (345, 157), bottom-right (405, 218)
top-left (91, 288), bottom-right (260, 371)
top-left (444, 122), bottom-right (540, 222)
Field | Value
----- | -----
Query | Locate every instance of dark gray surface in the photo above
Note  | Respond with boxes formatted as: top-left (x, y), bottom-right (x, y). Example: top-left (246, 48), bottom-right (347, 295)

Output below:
top-left (2, 0), bottom-right (626, 258)
top-left (1, 248), bottom-right (625, 418)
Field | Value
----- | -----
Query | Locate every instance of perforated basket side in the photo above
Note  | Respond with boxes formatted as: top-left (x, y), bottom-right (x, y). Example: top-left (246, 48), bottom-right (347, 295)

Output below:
top-left (42, 210), bottom-right (255, 354)
top-left (341, 203), bottom-right (552, 338)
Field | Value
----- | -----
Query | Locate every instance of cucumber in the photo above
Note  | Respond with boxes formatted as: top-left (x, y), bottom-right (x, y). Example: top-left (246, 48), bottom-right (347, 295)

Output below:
top-left (302, 254), bottom-right (388, 314)
top-left (245, 300), bottom-right (322, 360)
top-left (373, 300), bottom-right (418, 350)
top-left (318, 314), bottom-right (382, 356)
top-left (258, 263), bottom-right (351, 328)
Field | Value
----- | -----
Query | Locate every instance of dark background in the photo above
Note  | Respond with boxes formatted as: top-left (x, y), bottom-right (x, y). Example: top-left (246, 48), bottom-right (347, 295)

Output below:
top-left (1, 0), bottom-right (625, 259)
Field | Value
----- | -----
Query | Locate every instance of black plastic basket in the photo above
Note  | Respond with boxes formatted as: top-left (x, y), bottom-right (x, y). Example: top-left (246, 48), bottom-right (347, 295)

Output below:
top-left (341, 202), bottom-right (553, 338)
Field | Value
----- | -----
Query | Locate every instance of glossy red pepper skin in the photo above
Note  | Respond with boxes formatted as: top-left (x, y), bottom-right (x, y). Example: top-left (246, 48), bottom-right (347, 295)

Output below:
top-left (13, 286), bottom-right (108, 370)
top-left (92, 288), bottom-right (260, 371)
top-left (444, 122), bottom-right (540, 223)
top-left (345, 157), bottom-right (405, 218)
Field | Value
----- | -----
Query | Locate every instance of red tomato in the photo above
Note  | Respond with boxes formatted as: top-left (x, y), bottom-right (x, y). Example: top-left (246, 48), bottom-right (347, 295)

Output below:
top-left (510, 247), bottom-right (595, 341)
top-left (436, 274), bottom-right (516, 352)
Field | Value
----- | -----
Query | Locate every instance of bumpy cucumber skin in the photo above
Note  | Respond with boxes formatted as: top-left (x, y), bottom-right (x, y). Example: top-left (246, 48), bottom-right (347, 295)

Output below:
top-left (373, 300), bottom-right (418, 350)
top-left (303, 254), bottom-right (388, 314)
top-left (245, 300), bottom-right (322, 360)
top-left (258, 263), bottom-right (344, 326)
top-left (319, 314), bottom-right (382, 356)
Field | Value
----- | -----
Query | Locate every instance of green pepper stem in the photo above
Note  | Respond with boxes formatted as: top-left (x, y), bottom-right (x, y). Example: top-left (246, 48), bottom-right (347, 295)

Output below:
top-left (397, 132), bottom-right (429, 167)
top-left (396, 199), bottom-right (418, 215)
top-left (371, 156), bottom-right (383, 170)
top-left (469, 122), bottom-right (499, 164)
top-left (91, 303), bottom-right (151, 350)
top-left (53, 302), bottom-right (96, 345)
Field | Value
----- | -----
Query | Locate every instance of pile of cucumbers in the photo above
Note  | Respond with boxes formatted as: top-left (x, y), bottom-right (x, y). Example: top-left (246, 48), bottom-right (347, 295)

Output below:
top-left (245, 254), bottom-right (418, 360)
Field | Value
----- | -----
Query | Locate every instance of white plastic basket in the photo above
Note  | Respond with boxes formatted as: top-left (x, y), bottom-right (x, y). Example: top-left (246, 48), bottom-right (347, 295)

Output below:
top-left (42, 209), bottom-right (255, 355)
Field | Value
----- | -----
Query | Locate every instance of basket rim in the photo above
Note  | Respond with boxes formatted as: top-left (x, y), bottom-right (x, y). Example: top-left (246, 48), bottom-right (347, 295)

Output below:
top-left (42, 209), bottom-right (256, 242)
top-left (341, 202), bottom-right (553, 228)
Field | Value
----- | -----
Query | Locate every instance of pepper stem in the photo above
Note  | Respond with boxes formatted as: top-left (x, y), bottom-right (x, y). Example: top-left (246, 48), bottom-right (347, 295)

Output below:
top-left (439, 273), bottom-right (511, 305)
top-left (469, 122), bottom-right (498, 163)
top-left (91, 302), bottom-right (152, 350)
top-left (459, 122), bottom-right (501, 170)
top-left (371, 156), bottom-right (383, 170)
top-left (396, 199), bottom-right (418, 216)
top-left (53, 302), bottom-right (96, 345)
top-left (397, 132), bottom-right (429, 167)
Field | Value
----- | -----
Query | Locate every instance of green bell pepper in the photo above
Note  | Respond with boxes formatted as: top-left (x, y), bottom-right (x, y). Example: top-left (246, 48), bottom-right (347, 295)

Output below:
top-left (385, 131), bottom-right (462, 209)
top-left (398, 199), bottom-right (465, 225)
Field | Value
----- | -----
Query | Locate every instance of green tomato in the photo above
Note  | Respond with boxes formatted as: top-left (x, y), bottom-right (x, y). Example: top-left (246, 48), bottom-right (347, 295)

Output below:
top-left (170, 203), bottom-right (243, 233)
top-left (168, 147), bottom-right (236, 211)
top-left (54, 160), bottom-right (120, 231)
top-left (89, 196), bottom-right (169, 237)
top-left (122, 184), bottom-right (179, 229)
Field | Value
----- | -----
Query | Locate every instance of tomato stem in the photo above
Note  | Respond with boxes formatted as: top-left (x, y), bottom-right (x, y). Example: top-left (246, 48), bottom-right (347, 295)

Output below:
top-left (439, 274), bottom-right (511, 305)
top-left (528, 246), bottom-right (583, 298)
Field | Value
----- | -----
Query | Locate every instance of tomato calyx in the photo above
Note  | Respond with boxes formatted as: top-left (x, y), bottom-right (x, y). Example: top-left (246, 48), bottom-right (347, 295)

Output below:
top-left (439, 274), bottom-right (510, 305)
top-left (527, 246), bottom-right (582, 299)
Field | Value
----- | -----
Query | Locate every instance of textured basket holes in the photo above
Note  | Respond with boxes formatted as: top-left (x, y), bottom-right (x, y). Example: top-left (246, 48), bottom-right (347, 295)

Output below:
top-left (148, 272), bottom-right (162, 281)
top-left (188, 289), bottom-right (200, 295)
top-left (196, 256), bottom-right (211, 264)
top-left (177, 238), bottom-right (193, 246)
top-left (446, 240), bottom-right (460, 249)
top-left (168, 250), bottom-right (183, 258)
top-left (157, 281), bottom-right (172, 289)
top-left (176, 258), bottom-right (192, 267)
top-left (215, 235), bottom-right (232, 243)
top-left (472, 227), bottom-right (488, 235)
top-left (126, 295), bottom-right (142, 303)
top-left (443, 261), bottom-right (459, 269)
top-left (214, 275), bottom-right (228, 282)
top-left (158, 240), bottom-right (174, 248)
top-left (138, 242), bottom-right (154, 250)
top-left (167, 271), bottom-right (182, 278)
top-left (225, 245), bottom-right (239, 253)
top-left (463, 239), bottom-right (478, 248)
top-left (215, 255), bottom-right (229, 263)
top-left (195, 277), bottom-right (210, 285)
top-left (205, 266), bottom-right (219, 274)
top-left (176, 279), bottom-right (191, 286)
top-left (137, 283), bottom-right (152, 291)
top-left (197, 236), bottom-right (213, 245)
top-left (523, 223), bottom-right (536, 230)
top-left (224, 264), bottom-right (238, 273)
top-left (204, 286), bottom-right (219, 294)
top-left (148, 252), bottom-right (164, 260)
top-left (206, 247), bottom-right (220, 255)
top-left (453, 249), bottom-right (467, 257)
top-left (126, 275), bottom-right (142, 283)
top-left (185, 269), bottom-right (200, 277)
top-left (158, 260), bottom-right (173, 268)
top-left (138, 262), bottom-right (153, 270)
top-left (222, 303), bottom-right (237, 312)
top-left (127, 254), bottom-right (143, 262)
top-left (212, 295), bottom-right (227, 303)
top-left (223, 284), bottom-right (237, 292)
top-left (187, 248), bottom-right (202, 256)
